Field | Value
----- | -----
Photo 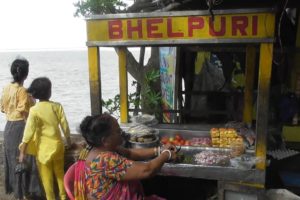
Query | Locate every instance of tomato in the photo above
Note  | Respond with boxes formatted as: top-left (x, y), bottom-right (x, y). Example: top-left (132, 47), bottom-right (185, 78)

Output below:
top-left (161, 137), bottom-right (168, 144)
top-left (175, 134), bottom-right (182, 141)
top-left (184, 141), bottom-right (191, 146)
top-left (180, 140), bottom-right (185, 145)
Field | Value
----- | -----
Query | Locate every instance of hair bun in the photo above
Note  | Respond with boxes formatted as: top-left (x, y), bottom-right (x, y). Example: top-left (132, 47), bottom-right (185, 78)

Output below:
top-left (79, 116), bottom-right (94, 134)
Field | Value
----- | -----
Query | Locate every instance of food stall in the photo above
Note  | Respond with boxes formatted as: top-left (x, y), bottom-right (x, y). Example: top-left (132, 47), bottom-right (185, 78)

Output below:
top-left (85, 8), bottom-right (275, 199)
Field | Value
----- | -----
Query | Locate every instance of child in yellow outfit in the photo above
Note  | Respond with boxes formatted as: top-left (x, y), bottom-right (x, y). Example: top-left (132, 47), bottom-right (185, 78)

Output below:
top-left (19, 77), bottom-right (71, 200)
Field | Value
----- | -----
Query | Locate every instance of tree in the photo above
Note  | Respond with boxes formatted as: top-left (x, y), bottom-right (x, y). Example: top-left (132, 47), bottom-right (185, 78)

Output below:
top-left (74, 0), bottom-right (165, 119)
top-left (74, 0), bottom-right (127, 16)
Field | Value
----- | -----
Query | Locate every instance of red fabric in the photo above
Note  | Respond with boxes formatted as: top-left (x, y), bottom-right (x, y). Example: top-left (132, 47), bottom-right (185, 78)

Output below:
top-left (64, 163), bottom-right (76, 200)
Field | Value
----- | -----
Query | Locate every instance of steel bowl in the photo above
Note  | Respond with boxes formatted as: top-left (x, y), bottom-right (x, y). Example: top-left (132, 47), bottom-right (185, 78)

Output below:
top-left (127, 135), bottom-right (160, 149)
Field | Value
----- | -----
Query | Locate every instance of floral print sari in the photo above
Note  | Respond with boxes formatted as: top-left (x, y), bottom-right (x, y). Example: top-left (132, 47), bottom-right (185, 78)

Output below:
top-left (74, 151), bottom-right (165, 200)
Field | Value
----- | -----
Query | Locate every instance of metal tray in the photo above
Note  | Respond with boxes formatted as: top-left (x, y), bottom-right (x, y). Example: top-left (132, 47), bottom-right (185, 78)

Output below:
top-left (159, 129), bottom-right (255, 154)
top-left (174, 146), bottom-right (231, 166)
top-left (160, 146), bottom-right (259, 182)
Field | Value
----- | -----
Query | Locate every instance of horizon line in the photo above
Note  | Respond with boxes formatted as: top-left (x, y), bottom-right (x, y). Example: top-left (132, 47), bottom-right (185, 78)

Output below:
top-left (0, 47), bottom-right (142, 53)
top-left (0, 47), bottom-right (87, 52)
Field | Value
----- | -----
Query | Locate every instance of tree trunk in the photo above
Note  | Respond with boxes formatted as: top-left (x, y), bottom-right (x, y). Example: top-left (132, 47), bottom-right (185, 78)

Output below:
top-left (116, 47), bottom-right (162, 117)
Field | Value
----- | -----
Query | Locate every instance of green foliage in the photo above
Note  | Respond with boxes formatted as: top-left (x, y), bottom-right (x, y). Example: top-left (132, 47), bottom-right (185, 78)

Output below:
top-left (143, 89), bottom-right (161, 107)
top-left (101, 69), bottom-right (162, 120)
top-left (101, 94), bottom-right (120, 118)
top-left (145, 69), bottom-right (160, 84)
top-left (128, 92), bottom-right (140, 109)
top-left (141, 69), bottom-right (162, 116)
top-left (74, 0), bottom-right (127, 17)
top-left (101, 92), bottom-right (140, 119)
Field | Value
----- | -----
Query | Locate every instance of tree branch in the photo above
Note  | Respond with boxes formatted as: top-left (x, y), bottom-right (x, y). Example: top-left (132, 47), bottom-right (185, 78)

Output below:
top-left (115, 48), bottom-right (144, 83)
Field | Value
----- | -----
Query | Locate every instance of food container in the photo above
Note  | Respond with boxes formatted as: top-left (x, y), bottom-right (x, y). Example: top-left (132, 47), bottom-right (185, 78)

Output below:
top-left (230, 141), bottom-right (245, 157)
top-left (127, 135), bottom-right (160, 149)
top-left (126, 125), bottom-right (159, 148)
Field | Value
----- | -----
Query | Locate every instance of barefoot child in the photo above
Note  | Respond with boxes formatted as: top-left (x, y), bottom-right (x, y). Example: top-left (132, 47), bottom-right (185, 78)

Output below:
top-left (19, 77), bottom-right (71, 200)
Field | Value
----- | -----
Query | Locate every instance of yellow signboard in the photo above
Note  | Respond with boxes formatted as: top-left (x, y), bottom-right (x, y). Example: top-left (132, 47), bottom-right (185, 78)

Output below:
top-left (87, 12), bottom-right (275, 45)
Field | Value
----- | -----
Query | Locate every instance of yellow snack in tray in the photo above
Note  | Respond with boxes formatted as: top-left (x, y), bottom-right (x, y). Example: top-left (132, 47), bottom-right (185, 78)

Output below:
top-left (228, 138), bottom-right (236, 144)
top-left (220, 144), bottom-right (230, 148)
top-left (230, 139), bottom-right (245, 157)
top-left (219, 128), bottom-right (226, 134)
top-left (219, 131), bottom-right (227, 138)
top-left (210, 128), bottom-right (219, 138)
top-left (220, 138), bottom-right (228, 145)
top-left (211, 138), bottom-right (220, 145)
top-left (226, 128), bottom-right (237, 138)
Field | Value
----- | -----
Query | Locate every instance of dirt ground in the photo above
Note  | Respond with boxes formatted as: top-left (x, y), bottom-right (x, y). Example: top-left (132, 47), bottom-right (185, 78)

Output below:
top-left (0, 181), bottom-right (15, 200)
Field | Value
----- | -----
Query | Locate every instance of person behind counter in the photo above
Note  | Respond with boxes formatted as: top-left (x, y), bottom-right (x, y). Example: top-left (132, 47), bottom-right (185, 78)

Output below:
top-left (0, 57), bottom-right (43, 200)
top-left (18, 77), bottom-right (72, 200)
top-left (74, 113), bottom-right (177, 200)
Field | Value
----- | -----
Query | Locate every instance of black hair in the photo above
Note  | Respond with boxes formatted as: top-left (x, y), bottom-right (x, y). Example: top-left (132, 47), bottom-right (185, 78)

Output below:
top-left (79, 113), bottom-right (114, 147)
top-left (27, 77), bottom-right (52, 100)
top-left (10, 58), bottom-right (29, 83)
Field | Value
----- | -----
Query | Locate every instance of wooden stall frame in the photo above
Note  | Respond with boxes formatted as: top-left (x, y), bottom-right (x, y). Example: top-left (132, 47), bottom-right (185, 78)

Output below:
top-left (85, 8), bottom-right (275, 197)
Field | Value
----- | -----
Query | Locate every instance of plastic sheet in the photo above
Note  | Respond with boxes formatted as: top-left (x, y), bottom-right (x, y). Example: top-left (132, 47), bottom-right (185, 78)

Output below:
top-left (131, 114), bottom-right (158, 126)
top-left (127, 124), bottom-right (158, 138)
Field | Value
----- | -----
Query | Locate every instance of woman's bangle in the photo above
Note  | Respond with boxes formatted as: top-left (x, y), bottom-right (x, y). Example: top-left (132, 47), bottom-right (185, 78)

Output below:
top-left (154, 146), bottom-right (161, 157)
top-left (161, 149), bottom-right (172, 161)
top-left (154, 147), bottom-right (158, 156)
top-left (158, 146), bottom-right (161, 156)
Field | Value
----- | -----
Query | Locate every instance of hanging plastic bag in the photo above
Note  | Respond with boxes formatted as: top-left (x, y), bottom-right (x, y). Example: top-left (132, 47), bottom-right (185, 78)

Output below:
top-left (191, 56), bottom-right (225, 114)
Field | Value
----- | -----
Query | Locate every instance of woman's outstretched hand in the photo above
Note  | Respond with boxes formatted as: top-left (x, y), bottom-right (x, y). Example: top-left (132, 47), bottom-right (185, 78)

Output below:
top-left (169, 149), bottom-right (177, 161)
top-left (161, 144), bottom-right (177, 152)
top-left (18, 142), bottom-right (27, 163)
top-left (160, 144), bottom-right (178, 162)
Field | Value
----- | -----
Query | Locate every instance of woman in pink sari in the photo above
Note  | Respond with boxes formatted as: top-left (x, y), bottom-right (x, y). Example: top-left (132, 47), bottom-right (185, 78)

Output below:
top-left (74, 113), bottom-right (177, 200)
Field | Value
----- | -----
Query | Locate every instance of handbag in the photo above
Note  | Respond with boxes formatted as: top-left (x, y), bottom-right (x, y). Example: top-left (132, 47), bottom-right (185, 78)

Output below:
top-left (15, 162), bottom-right (28, 174)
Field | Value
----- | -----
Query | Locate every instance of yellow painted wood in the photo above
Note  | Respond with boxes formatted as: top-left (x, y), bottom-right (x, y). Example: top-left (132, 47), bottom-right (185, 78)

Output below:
top-left (231, 182), bottom-right (265, 189)
top-left (86, 13), bottom-right (274, 43)
top-left (282, 126), bottom-right (300, 142)
top-left (243, 46), bottom-right (256, 125)
top-left (88, 47), bottom-right (102, 115)
top-left (256, 43), bottom-right (273, 170)
top-left (118, 48), bottom-right (128, 123)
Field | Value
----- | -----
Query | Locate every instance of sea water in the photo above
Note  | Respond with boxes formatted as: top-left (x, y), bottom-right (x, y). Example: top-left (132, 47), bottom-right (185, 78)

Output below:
top-left (0, 48), bottom-right (144, 133)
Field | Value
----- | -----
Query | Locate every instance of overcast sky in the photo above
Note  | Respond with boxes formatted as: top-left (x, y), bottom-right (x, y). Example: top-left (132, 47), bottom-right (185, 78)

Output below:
top-left (0, 0), bottom-right (133, 51)
top-left (0, 0), bottom-right (86, 51)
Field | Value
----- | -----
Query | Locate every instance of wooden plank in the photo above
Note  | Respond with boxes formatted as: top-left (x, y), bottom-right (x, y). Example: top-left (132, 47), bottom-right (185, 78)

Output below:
top-left (88, 47), bottom-right (102, 115)
top-left (243, 46), bottom-right (256, 125)
top-left (256, 43), bottom-right (273, 171)
top-left (118, 48), bottom-right (128, 123)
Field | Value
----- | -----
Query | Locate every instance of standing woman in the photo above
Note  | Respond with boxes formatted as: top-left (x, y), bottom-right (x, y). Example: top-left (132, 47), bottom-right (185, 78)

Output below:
top-left (0, 58), bottom-right (42, 200)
